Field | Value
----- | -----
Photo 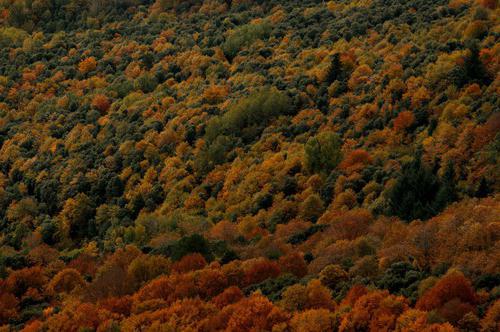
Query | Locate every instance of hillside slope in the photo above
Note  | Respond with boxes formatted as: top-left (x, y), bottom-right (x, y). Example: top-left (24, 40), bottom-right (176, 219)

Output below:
top-left (0, 0), bottom-right (499, 330)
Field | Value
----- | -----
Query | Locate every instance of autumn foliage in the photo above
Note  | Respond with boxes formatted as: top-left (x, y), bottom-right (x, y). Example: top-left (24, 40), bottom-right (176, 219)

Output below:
top-left (78, 57), bottom-right (97, 74)
top-left (91, 94), bottom-right (111, 113)
top-left (416, 270), bottom-right (478, 323)
top-left (393, 111), bottom-right (415, 132)
top-left (0, 0), bottom-right (498, 330)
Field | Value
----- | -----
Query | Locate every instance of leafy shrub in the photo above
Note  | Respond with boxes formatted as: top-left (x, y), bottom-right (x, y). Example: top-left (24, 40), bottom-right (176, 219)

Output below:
top-left (305, 132), bottom-right (343, 174)
top-left (0, 27), bottom-right (29, 48)
top-left (205, 86), bottom-right (291, 143)
top-left (222, 21), bottom-right (272, 60)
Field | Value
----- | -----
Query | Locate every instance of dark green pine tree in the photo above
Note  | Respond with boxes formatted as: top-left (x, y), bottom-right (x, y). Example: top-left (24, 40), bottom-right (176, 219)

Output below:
top-left (387, 149), bottom-right (441, 222)
top-left (170, 234), bottom-right (213, 261)
top-left (326, 53), bottom-right (342, 84)
top-left (435, 160), bottom-right (458, 210)
top-left (475, 177), bottom-right (492, 198)
top-left (464, 41), bottom-right (492, 86)
top-left (325, 53), bottom-right (349, 96)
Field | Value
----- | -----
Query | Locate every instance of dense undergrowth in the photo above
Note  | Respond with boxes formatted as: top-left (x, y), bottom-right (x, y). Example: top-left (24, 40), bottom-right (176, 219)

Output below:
top-left (0, 0), bottom-right (499, 330)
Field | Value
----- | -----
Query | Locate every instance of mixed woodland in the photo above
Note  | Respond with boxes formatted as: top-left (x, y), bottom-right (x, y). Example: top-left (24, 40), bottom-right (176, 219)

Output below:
top-left (0, 0), bottom-right (499, 330)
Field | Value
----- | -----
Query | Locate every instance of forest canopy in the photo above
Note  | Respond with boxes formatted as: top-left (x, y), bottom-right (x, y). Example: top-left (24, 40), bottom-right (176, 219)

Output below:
top-left (0, 0), bottom-right (499, 330)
